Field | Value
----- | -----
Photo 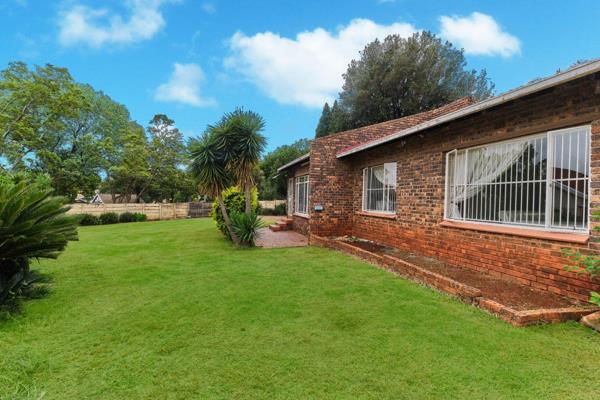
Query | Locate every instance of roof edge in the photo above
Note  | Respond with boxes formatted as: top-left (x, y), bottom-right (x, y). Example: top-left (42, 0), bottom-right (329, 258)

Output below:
top-left (277, 153), bottom-right (310, 172)
top-left (337, 58), bottom-right (600, 158)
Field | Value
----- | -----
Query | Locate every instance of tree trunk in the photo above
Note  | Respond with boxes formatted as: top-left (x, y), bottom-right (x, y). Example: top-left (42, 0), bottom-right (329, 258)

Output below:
top-left (218, 193), bottom-right (241, 246)
top-left (244, 182), bottom-right (252, 214)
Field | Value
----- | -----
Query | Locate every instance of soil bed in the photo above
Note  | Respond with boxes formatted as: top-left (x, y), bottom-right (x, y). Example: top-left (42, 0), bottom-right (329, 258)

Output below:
top-left (340, 238), bottom-right (580, 311)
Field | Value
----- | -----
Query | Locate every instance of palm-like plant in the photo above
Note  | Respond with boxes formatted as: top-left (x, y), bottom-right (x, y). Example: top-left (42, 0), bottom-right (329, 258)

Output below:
top-left (189, 131), bottom-right (241, 245)
top-left (219, 109), bottom-right (266, 213)
top-left (0, 181), bottom-right (78, 301)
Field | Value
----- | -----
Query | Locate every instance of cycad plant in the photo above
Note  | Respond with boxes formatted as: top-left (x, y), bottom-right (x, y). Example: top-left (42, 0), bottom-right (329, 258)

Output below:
top-left (222, 109), bottom-right (266, 213)
top-left (0, 181), bottom-right (78, 302)
top-left (190, 131), bottom-right (241, 246)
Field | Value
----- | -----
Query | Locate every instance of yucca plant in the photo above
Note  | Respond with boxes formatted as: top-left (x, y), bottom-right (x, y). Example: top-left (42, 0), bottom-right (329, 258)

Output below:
top-left (0, 181), bottom-right (78, 302)
top-left (230, 212), bottom-right (268, 246)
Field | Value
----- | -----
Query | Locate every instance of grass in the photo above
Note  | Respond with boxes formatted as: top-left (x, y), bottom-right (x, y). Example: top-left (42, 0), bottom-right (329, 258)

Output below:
top-left (1, 219), bottom-right (600, 399)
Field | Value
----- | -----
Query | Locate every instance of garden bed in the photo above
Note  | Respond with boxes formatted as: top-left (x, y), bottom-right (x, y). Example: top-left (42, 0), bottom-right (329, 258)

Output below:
top-left (310, 235), bottom-right (597, 326)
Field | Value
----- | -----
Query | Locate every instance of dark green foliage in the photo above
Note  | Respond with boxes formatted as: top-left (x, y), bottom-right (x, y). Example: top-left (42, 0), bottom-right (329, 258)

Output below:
top-left (336, 31), bottom-right (494, 130)
top-left (99, 212), bottom-right (119, 225)
top-left (258, 138), bottom-right (311, 200)
top-left (119, 212), bottom-right (136, 223)
top-left (260, 203), bottom-right (287, 216)
top-left (132, 212), bottom-right (147, 222)
top-left (563, 209), bottom-right (600, 306)
top-left (0, 181), bottom-right (78, 303)
top-left (79, 214), bottom-right (101, 226)
top-left (315, 102), bottom-right (331, 138)
top-left (274, 203), bottom-right (287, 215)
top-left (212, 187), bottom-right (258, 239)
top-left (230, 212), bottom-right (268, 246)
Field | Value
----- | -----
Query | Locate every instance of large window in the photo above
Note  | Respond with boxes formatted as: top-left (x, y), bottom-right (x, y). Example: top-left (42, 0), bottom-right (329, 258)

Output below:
top-left (362, 163), bottom-right (397, 213)
top-left (445, 126), bottom-right (590, 231)
top-left (295, 175), bottom-right (309, 215)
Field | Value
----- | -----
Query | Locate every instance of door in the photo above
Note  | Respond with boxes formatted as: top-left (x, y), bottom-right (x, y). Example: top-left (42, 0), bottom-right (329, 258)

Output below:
top-left (287, 178), bottom-right (294, 216)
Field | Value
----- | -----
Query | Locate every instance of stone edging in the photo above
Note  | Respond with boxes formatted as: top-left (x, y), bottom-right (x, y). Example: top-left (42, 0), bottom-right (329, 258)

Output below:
top-left (310, 235), bottom-right (598, 327)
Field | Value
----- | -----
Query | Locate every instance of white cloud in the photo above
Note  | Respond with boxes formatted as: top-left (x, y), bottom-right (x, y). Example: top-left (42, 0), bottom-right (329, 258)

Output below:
top-left (154, 63), bottom-right (216, 107)
top-left (225, 18), bottom-right (417, 107)
top-left (58, 0), bottom-right (178, 48)
top-left (439, 12), bottom-right (520, 58)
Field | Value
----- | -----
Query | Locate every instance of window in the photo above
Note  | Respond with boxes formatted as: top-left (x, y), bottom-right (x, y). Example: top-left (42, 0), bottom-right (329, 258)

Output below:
top-left (295, 175), bottom-right (309, 215)
top-left (445, 126), bottom-right (590, 231)
top-left (362, 163), bottom-right (397, 213)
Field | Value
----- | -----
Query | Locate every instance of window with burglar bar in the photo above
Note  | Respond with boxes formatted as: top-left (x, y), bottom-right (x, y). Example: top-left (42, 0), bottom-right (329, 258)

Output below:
top-left (295, 175), bottom-right (309, 215)
top-left (445, 125), bottom-right (590, 231)
top-left (362, 163), bottom-right (397, 213)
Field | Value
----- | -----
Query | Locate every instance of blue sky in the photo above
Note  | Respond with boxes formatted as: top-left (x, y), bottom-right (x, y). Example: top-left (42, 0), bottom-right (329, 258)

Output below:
top-left (1, 0), bottom-right (599, 152)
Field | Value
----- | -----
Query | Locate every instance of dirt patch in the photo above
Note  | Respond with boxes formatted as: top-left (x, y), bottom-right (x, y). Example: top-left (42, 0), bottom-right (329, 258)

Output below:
top-left (340, 238), bottom-right (580, 311)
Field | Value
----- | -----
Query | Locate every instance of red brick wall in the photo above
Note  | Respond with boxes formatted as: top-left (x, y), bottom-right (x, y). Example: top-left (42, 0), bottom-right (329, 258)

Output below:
top-left (310, 73), bottom-right (600, 301)
top-left (286, 164), bottom-right (310, 235)
top-left (308, 98), bottom-right (474, 237)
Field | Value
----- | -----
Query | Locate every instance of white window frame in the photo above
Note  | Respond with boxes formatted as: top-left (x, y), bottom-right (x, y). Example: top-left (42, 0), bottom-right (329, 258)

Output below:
top-left (444, 125), bottom-right (591, 233)
top-left (362, 163), bottom-right (397, 214)
top-left (294, 175), bottom-right (309, 216)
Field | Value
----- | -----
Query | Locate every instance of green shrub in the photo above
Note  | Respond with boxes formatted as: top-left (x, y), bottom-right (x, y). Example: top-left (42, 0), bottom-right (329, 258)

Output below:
top-left (274, 203), bottom-right (287, 215)
top-left (99, 212), bottom-right (119, 225)
top-left (564, 210), bottom-right (600, 306)
top-left (79, 214), bottom-right (101, 226)
top-left (132, 213), bottom-right (147, 222)
top-left (0, 181), bottom-right (78, 303)
top-left (231, 212), bottom-right (268, 246)
top-left (119, 212), bottom-right (136, 223)
top-left (212, 187), bottom-right (258, 239)
top-left (260, 207), bottom-right (275, 216)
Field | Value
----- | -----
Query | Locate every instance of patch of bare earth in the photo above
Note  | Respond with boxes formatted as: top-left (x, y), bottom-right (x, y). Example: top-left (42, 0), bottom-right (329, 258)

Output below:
top-left (340, 238), bottom-right (581, 311)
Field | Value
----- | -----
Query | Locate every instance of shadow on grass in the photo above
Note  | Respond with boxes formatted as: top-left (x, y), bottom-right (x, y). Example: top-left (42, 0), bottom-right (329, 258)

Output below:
top-left (0, 271), bottom-right (53, 322)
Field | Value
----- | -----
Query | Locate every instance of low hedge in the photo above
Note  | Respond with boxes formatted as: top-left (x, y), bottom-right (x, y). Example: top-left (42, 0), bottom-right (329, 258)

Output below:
top-left (78, 212), bottom-right (148, 226)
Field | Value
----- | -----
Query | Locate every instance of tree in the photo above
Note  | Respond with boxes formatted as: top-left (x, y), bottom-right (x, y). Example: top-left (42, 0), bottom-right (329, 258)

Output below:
top-left (337, 31), bottom-right (494, 129)
top-left (0, 63), bottom-right (132, 200)
top-left (315, 102), bottom-right (331, 138)
top-left (259, 138), bottom-right (311, 199)
top-left (219, 109), bottom-right (266, 213)
top-left (107, 122), bottom-right (150, 202)
top-left (145, 114), bottom-right (187, 202)
top-left (190, 131), bottom-right (240, 245)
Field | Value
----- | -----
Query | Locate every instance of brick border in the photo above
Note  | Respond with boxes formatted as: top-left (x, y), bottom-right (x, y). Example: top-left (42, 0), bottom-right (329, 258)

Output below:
top-left (310, 235), bottom-right (598, 327)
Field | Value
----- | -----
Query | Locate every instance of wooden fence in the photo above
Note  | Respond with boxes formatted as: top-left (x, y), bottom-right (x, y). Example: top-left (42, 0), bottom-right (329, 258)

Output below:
top-left (258, 200), bottom-right (286, 209)
top-left (67, 202), bottom-right (212, 221)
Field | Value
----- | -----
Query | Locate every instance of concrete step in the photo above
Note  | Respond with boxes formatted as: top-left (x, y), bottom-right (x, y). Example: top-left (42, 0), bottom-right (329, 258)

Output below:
top-left (269, 224), bottom-right (282, 232)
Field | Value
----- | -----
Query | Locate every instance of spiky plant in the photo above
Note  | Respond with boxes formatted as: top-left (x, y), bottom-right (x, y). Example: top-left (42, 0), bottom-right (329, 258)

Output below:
top-left (230, 211), bottom-right (268, 246)
top-left (218, 109), bottom-right (266, 214)
top-left (0, 181), bottom-right (78, 302)
top-left (189, 131), bottom-right (241, 245)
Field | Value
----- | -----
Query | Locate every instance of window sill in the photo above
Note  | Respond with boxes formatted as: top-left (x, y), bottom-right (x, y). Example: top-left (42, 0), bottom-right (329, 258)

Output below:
top-left (439, 220), bottom-right (589, 244)
top-left (293, 213), bottom-right (309, 219)
top-left (356, 211), bottom-right (397, 220)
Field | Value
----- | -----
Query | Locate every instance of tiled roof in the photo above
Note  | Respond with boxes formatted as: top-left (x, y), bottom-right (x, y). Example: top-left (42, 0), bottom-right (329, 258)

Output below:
top-left (335, 97), bottom-right (475, 156)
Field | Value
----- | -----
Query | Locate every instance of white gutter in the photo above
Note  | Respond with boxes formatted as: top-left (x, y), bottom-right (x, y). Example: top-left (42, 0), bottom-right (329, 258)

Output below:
top-left (277, 153), bottom-right (310, 172)
top-left (337, 58), bottom-right (600, 158)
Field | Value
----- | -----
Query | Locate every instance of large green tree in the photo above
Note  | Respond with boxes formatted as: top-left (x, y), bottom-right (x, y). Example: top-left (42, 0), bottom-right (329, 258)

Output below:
top-left (259, 138), bottom-right (311, 200)
top-left (145, 114), bottom-right (188, 202)
top-left (0, 63), bottom-right (132, 200)
top-left (316, 31), bottom-right (494, 134)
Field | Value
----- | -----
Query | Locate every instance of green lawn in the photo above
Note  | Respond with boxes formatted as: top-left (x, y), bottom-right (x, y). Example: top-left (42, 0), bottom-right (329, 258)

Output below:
top-left (1, 219), bottom-right (600, 399)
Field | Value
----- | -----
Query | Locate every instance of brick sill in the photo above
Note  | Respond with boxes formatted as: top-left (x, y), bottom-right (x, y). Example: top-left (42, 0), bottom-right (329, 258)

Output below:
top-left (293, 213), bottom-right (309, 219)
top-left (356, 211), bottom-right (397, 220)
top-left (439, 220), bottom-right (589, 244)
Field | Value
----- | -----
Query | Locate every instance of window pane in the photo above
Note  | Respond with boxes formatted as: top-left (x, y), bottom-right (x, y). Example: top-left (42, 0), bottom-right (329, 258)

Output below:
top-left (550, 128), bottom-right (589, 229)
top-left (363, 164), bottom-right (396, 212)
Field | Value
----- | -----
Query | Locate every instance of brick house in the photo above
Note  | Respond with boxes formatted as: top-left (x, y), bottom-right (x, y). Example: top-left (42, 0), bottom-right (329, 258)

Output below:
top-left (278, 60), bottom-right (600, 302)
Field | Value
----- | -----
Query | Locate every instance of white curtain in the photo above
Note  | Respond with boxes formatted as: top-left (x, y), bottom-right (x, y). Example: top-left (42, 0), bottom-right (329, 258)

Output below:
top-left (450, 142), bottom-right (527, 218)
